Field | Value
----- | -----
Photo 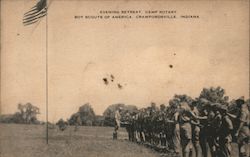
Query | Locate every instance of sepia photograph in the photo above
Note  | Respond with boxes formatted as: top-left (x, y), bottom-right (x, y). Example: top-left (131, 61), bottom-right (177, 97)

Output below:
top-left (0, 0), bottom-right (249, 157)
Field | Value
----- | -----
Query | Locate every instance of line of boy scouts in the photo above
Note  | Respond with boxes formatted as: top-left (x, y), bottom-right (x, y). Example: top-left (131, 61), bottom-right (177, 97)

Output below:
top-left (114, 98), bottom-right (249, 157)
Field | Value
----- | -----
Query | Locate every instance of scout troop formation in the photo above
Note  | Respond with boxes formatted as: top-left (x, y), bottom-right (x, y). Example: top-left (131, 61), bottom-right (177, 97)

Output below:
top-left (114, 97), bottom-right (249, 157)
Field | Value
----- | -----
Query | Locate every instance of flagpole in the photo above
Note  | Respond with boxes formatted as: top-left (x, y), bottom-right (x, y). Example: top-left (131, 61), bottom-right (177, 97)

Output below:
top-left (46, 0), bottom-right (49, 144)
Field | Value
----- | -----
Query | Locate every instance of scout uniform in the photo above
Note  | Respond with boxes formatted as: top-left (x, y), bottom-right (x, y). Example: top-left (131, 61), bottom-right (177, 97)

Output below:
top-left (191, 105), bottom-right (202, 157)
top-left (173, 110), bottom-right (181, 155)
top-left (237, 103), bottom-right (250, 157)
top-left (124, 112), bottom-right (133, 141)
top-left (113, 109), bottom-right (121, 139)
top-left (218, 105), bottom-right (233, 157)
top-left (179, 102), bottom-right (193, 157)
top-left (208, 104), bottom-right (222, 157)
top-left (199, 109), bottom-right (209, 157)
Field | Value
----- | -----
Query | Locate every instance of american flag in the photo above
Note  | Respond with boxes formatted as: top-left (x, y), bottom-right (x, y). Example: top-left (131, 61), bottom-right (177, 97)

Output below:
top-left (23, 0), bottom-right (47, 26)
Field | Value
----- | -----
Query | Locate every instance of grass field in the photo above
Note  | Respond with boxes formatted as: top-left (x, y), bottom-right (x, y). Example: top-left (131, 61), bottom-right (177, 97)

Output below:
top-left (0, 124), bottom-right (245, 157)
top-left (0, 124), bottom-right (160, 157)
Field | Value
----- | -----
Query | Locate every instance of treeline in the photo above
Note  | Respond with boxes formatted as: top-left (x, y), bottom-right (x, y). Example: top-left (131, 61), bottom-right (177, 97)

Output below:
top-left (0, 86), bottom-right (249, 127)
top-left (63, 103), bottom-right (138, 127)
top-left (0, 103), bottom-right (41, 124)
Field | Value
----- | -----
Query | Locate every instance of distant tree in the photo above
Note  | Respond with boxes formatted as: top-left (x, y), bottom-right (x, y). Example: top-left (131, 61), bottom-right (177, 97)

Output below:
top-left (196, 86), bottom-right (229, 111)
top-left (78, 103), bottom-right (95, 126)
top-left (17, 103), bottom-right (40, 124)
top-left (93, 115), bottom-right (105, 126)
top-left (0, 103), bottom-right (40, 124)
top-left (199, 86), bottom-right (228, 104)
top-left (68, 103), bottom-right (96, 126)
top-left (0, 114), bottom-right (16, 123)
top-left (103, 103), bottom-right (138, 126)
top-left (56, 118), bottom-right (68, 131)
top-left (12, 112), bottom-right (23, 123)
top-left (68, 112), bottom-right (81, 125)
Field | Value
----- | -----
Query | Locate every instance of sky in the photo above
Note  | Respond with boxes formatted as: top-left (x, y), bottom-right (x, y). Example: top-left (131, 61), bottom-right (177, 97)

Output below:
top-left (1, 0), bottom-right (249, 122)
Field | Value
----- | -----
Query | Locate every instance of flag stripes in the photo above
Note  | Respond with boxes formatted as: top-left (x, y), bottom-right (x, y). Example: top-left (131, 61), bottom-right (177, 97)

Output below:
top-left (23, 0), bottom-right (47, 26)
